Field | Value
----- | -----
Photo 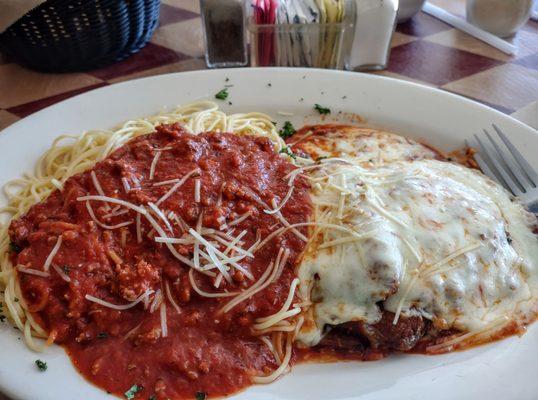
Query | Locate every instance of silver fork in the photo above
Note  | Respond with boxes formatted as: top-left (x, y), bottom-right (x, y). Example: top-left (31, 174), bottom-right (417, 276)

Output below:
top-left (466, 124), bottom-right (538, 213)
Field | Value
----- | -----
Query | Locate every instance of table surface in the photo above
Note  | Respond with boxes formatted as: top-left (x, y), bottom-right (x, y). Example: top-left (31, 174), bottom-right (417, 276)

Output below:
top-left (0, 0), bottom-right (537, 133)
top-left (0, 1), bottom-right (536, 400)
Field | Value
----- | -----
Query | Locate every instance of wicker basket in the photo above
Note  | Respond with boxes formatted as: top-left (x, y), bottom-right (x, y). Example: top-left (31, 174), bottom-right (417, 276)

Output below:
top-left (0, 0), bottom-right (161, 72)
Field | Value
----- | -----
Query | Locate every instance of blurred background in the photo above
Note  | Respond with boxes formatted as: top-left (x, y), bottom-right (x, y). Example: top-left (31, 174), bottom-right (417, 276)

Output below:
top-left (0, 0), bottom-right (536, 132)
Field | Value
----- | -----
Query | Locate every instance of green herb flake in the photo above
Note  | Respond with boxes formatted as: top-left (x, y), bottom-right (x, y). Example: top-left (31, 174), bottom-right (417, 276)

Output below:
top-left (225, 77), bottom-right (230, 82)
top-left (148, 396), bottom-right (157, 400)
top-left (125, 384), bottom-right (142, 400)
top-left (316, 156), bottom-right (328, 162)
top-left (35, 359), bottom-right (47, 372)
top-left (279, 146), bottom-right (297, 160)
top-left (278, 121), bottom-right (296, 139)
top-left (14, 298), bottom-right (19, 302)
top-left (97, 332), bottom-right (108, 339)
top-left (214, 88), bottom-right (229, 100)
top-left (9, 242), bottom-right (21, 253)
top-left (195, 392), bottom-right (207, 400)
top-left (62, 265), bottom-right (70, 274)
top-left (314, 104), bottom-right (331, 115)
top-left (267, 83), bottom-right (272, 87)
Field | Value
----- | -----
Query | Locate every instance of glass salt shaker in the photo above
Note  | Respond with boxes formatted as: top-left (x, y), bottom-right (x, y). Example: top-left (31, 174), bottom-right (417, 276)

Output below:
top-left (200, 0), bottom-right (248, 68)
top-left (346, 0), bottom-right (399, 71)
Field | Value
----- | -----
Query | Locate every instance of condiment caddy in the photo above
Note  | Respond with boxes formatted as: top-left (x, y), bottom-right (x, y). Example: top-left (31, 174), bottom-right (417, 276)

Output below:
top-left (200, 0), bottom-right (399, 71)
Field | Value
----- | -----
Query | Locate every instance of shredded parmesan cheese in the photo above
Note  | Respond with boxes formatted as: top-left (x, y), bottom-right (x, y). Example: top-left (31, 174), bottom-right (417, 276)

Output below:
top-left (149, 150), bottom-right (161, 180)
top-left (164, 280), bottom-right (181, 313)
top-left (43, 236), bottom-right (63, 272)
top-left (194, 178), bottom-right (201, 203)
top-left (228, 210), bottom-right (252, 227)
top-left (160, 303), bottom-right (168, 337)
top-left (121, 177), bottom-right (131, 193)
top-left (156, 169), bottom-right (199, 206)
top-left (51, 264), bottom-right (71, 282)
top-left (148, 202), bottom-right (174, 233)
top-left (264, 186), bottom-right (295, 215)
top-left (77, 195), bottom-right (147, 215)
top-left (188, 269), bottom-right (238, 298)
top-left (85, 201), bottom-right (133, 230)
top-left (91, 170), bottom-right (106, 197)
top-left (85, 290), bottom-right (153, 311)
top-left (16, 266), bottom-right (50, 278)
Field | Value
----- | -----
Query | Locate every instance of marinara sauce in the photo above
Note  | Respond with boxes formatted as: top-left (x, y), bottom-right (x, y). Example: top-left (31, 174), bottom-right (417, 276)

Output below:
top-left (9, 124), bottom-right (311, 399)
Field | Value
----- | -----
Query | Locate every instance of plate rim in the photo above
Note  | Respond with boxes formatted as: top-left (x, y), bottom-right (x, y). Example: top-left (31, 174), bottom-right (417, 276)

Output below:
top-left (1, 68), bottom-right (536, 140)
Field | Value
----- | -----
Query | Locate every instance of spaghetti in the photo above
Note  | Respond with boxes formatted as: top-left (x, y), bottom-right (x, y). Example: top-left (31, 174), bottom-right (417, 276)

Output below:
top-left (0, 101), bottom-right (307, 395)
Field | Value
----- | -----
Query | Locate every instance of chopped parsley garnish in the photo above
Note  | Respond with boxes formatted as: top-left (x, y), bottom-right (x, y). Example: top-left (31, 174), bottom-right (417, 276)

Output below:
top-left (278, 121), bottom-right (296, 139)
top-left (225, 77), bottom-right (230, 82)
top-left (0, 304), bottom-right (5, 322)
top-left (148, 396), bottom-right (157, 400)
top-left (14, 297), bottom-right (19, 302)
top-left (314, 104), bottom-right (331, 115)
top-left (214, 88), bottom-right (229, 100)
top-left (9, 242), bottom-right (21, 253)
top-left (97, 332), bottom-right (108, 339)
top-left (195, 392), bottom-right (207, 400)
top-left (125, 384), bottom-right (142, 399)
top-left (267, 83), bottom-right (272, 87)
top-left (62, 265), bottom-right (70, 274)
top-left (279, 146), bottom-right (296, 160)
top-left (35, 359), bottom-right (47, 371)
top-left (316, 156), bottom-right (328, 162)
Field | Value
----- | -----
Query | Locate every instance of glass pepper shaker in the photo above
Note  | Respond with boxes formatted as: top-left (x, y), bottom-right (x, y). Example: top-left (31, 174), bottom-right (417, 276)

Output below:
top-left (200, 0), bottom-right (248, 68)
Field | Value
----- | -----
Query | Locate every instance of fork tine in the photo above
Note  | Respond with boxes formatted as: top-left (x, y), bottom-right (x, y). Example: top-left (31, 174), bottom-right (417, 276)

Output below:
top-left (466, 138), bottom-right (502, 185)
top-left (474, 152), bottom-right (502, 185)
top-left (473, 134), bottom-right (522, 196)
top-left (493, 124), bottom-right (538, 187)
top-left (483, 128), bottom-right (526, 192)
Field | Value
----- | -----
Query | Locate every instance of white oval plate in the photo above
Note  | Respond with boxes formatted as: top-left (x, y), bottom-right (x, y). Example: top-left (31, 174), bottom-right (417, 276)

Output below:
top-left (0, 68), bottom-right (536, 400)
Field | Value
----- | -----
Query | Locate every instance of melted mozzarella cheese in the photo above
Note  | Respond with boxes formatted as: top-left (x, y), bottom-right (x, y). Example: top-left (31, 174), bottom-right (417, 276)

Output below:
top-left (297, 159), bottom-right (538, 347)
top-left (291, 125), bottom-right (438, 165)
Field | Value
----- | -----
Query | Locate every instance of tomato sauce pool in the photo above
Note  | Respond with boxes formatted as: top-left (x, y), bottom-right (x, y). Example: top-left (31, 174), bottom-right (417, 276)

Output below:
top-left (9, 124), bottom-right (312, 399)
